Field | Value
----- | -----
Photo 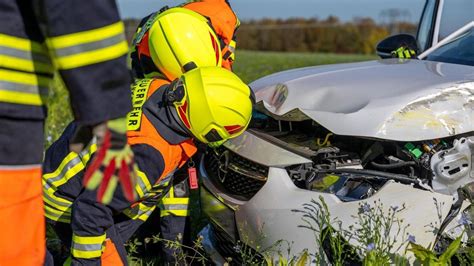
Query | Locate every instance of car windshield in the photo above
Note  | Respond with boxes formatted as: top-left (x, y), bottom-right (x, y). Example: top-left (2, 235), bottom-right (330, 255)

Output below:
top-left (438, 0), bottom-right (474, 40)
top-left (425, 27), bottom-right (474, 66)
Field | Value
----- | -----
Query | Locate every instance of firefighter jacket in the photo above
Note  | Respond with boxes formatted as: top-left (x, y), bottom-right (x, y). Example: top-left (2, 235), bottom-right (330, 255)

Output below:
top-left (129, 0), bottom-right (239, 79)
top-left (0, 0), bottom-right (131, 125)
top-left (160, 179), bottom-right (190, 217)
top-left (42, 78), bottom-right (197, 263)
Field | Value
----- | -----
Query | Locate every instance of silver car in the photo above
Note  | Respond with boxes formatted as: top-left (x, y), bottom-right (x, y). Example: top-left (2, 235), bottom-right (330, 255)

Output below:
top-left (199, 22), bottom-right (474, 264)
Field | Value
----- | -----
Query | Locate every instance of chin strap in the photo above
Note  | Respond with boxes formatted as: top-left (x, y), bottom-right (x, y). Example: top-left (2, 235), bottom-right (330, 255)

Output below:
top-left (163, 84), bottom-right (193, 139)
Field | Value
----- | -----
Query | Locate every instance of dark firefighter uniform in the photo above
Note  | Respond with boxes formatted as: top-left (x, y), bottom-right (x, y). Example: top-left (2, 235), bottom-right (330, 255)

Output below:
top-left (0, 0), bottom-right (131, 264)
top-left (42, 78), bottom-right (197, 265)
top-left (129, 0), bottom-right (239, 79)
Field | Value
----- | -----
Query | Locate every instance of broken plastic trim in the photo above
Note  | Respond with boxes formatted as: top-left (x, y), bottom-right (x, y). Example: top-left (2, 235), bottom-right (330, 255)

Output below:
top-left (313, 168), bottom-right (418, 185)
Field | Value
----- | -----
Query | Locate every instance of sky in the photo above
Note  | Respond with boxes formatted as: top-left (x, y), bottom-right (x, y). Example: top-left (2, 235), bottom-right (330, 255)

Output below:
top-left (116, 0), bottom-right (426, 23)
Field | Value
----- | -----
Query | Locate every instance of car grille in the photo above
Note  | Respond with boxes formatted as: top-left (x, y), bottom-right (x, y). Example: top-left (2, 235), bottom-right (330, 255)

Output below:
top-left (210, 224), bottom-right (239, 262)
top-left (204, 147), bottom-right (269, 200)
top-left (210, 223), bottom-right (263, 265)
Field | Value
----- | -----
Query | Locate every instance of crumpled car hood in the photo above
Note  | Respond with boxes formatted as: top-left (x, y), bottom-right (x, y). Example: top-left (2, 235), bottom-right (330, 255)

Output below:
top-left (251, 59), bottom-right (474, 141)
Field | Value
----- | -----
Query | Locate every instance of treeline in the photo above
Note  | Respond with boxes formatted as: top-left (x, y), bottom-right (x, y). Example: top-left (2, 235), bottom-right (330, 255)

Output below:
top-left (124, 16), bottom-right (416, 54)
top-left (237, 17), bottom-right (416, 54)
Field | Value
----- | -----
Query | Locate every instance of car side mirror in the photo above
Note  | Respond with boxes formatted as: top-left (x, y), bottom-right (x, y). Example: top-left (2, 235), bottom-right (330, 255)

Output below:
top-left (376, 34), bottom-right (418, 59)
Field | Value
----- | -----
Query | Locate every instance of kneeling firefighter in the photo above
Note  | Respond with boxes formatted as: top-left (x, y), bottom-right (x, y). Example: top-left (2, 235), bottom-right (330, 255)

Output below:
top-left (42, 66), bottom-right (254, 265)
top-left (128, 4), bottom-right (239, 261)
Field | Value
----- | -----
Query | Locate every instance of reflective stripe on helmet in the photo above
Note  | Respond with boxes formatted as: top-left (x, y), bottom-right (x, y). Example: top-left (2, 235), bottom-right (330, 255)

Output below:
top-left (173, 67), bottom-right (253, 144)
top-left (224, 125), bottom-right (243, 136)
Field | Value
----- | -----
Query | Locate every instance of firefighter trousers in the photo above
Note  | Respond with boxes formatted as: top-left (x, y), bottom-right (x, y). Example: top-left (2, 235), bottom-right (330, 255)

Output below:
top-left (47, 216), bottom-right (145, 266)
top-left (0, 118), bottom-right (45, 266)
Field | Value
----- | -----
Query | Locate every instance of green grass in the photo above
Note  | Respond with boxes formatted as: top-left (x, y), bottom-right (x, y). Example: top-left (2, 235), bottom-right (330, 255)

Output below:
top-left (44, 50), bottom-right (379, 263)
top-left (233, 50), bottom-right (377, 83)
top-left (45, 76), bottom-right (73, 147)
top-left (45, 51), bottom-right (474, 264)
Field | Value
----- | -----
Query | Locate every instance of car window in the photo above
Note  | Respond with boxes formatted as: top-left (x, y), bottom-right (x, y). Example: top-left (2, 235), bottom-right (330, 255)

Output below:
top-left (425, 28), bottom-right (474, 66)
top-left (439, 0), bottom-right (474, 40)
top-left (417, 0), bottom-right (438, 52)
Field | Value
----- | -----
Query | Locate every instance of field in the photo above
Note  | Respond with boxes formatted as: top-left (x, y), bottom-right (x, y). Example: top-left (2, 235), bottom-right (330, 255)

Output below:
top-left (233, 50), bottom-right (377, 83)
top-left (44, 51), bottom-right (474, 265)
top-left (44, 50), bottom-right (378, 264)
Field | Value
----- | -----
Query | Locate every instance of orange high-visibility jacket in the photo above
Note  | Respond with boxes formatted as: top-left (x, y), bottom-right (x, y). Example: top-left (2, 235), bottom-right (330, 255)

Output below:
top-left (42, 78), bottom-right (197, 264)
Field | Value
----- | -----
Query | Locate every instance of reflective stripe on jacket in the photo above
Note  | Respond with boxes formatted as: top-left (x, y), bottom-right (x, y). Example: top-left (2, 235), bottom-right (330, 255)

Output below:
top-left (42, 139), bottom-right (97, 223)
top-left (42, 79), bottom-right (196, 224)
top-left (160, 185), bottom-right (190, 217)
top-left (0, 0), bottom-right (131, 123)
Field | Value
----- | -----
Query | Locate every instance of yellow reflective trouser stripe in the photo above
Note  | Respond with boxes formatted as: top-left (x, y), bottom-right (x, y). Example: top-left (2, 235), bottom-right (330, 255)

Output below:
top-left (145, 175), bottom-right (172, 200)
top-left (135, 170), bottom-right (152, 198)
top-left (160, 209), bottom-right (189, 217)
top-left (125, 172), bottom-right (175, 220)
top-left (44, 203), bottom-right (71, 223)
top-left (42, 187), bottom-right (73, 212)
top-left (161, 197), bottom-right (190, 205)
top-left (71, 233), bottom-right (106, 259)
top-left (73, 233), bottom-right (106, 245)
top-left (160, 186), bottom-right (189, 217)
top-left (43, 143), bottom-right (97, 188)
top-left (136, 171), bottom-right (172, 198)
top-left (43, 152), bottom-right (85, 187)
top-left (123, 203), bottom-right (156, 222)
top-left (160, 200), bottom-right (189, 216)
top-left (0, 69), bottom-right (51, 106)
top-left (154, 173), bottom-right (173, 188)
top-left (47, 22), bottom-right (129, 69)
top-left (42, 143), bottom-right (97, 220)
top-left (43, 184), bottom-right (74, 214)
top-left (42, 176), bottom-right (74, 220)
